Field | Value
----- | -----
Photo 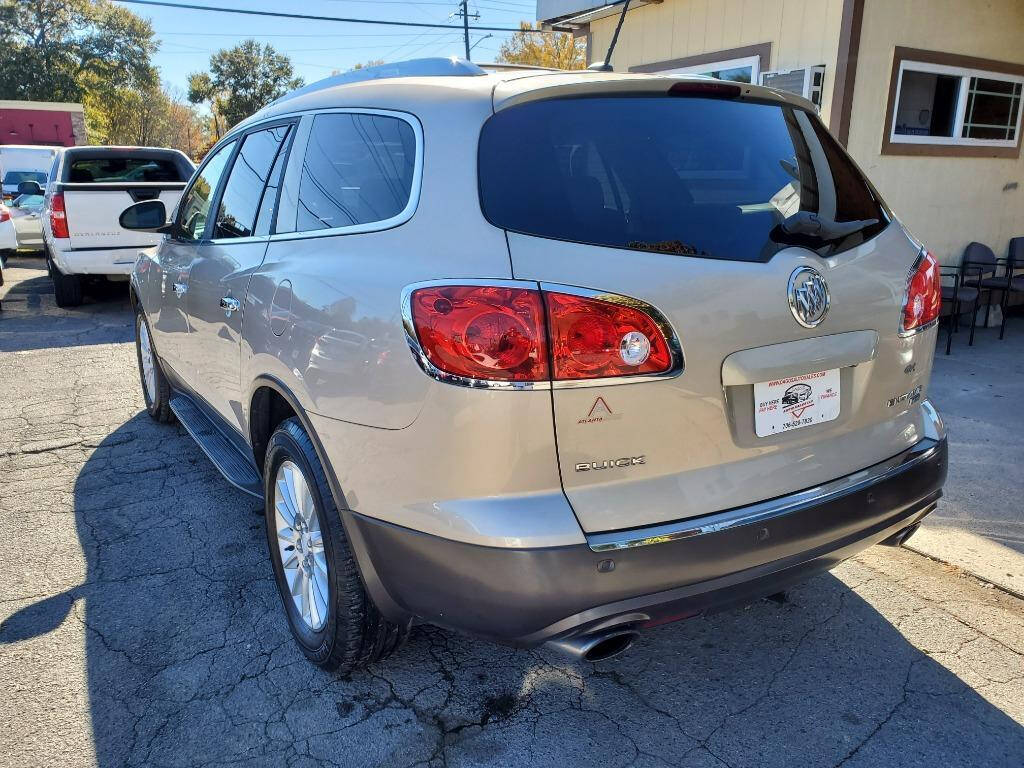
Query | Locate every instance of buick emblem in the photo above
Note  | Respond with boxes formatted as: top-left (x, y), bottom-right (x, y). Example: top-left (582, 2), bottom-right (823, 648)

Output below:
top-left (787, 266), bottom-right (830, 328)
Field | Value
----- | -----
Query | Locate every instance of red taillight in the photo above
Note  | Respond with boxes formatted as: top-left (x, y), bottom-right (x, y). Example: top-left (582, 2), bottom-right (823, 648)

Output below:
top-left (545, 291), bottom-right (673, 380)
top-left (407, 284), bottom-right (677, 384)
top-left (0, 206), bottom-right (9, 224)
top-left (409, 285), bottom-right (549, 382)
top-left (49, 192), bottom-right (69, 239)
top-left (901, 250), bottom-right (941, 333)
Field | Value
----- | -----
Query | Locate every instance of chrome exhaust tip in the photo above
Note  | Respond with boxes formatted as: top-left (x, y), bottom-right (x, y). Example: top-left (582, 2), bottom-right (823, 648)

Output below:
top-left (549, 629), bottom-right (640, 662)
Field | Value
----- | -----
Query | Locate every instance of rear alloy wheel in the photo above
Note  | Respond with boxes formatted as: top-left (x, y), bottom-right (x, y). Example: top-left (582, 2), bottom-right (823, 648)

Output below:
top-left (264, 418), bottom-right (409, 672)
top-left (135, 310), bottom-right (173, 422)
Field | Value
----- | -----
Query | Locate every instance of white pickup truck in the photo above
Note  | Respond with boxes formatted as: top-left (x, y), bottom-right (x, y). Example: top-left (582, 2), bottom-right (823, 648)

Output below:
top-left (35, 146), bottom-right (194, 307)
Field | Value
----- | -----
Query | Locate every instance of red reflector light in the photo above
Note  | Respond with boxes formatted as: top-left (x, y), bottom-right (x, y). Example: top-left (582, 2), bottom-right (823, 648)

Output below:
top-left (409, 285), bottom-right (549, 382)
top-left (50, 192), bottom-right (69, 239)
top-left (901, 250), bottom-right (941, 333)
top-left (545, 292), bottom-right (673, 380)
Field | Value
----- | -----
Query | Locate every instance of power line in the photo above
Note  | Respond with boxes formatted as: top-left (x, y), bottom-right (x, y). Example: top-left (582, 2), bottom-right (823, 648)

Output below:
top-left (115, 0), bottom-right (553, 33)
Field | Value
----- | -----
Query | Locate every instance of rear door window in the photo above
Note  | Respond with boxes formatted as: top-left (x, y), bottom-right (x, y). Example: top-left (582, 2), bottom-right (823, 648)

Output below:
top-left (214, 123), bottom-right (292, 240)
top-left (295, 112), bottom-right (417, 233)
top-left (479, 96), bottom-right (889, 262)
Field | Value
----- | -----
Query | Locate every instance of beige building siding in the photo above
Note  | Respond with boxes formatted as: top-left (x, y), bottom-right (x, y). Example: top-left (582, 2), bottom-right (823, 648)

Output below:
top-left (846, 0), bottom-right (1024, 264)
top-left (590, 0), bottom-right (847, 122)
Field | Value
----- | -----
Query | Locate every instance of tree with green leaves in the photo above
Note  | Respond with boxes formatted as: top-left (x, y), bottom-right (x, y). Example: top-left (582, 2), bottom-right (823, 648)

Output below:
top-left (0, 0), bottom-right (158, 102)
top-left (188, 40), bottom-right (303, 133)
top-left (497, 22), bottom-right (586, 70)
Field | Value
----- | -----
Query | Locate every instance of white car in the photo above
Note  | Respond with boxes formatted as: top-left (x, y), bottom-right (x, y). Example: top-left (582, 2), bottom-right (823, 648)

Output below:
top-left (0, 202), bottom-right (17, 253)
top-left (0, 144), bottom-right (58, 202)
top-left (39, 146), bottom-right (194, 307)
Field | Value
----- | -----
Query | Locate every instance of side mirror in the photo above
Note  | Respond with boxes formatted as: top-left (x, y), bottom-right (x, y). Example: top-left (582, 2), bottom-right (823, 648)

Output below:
top-left (119, 200), bottom-right (171, 233)
top-left (17, 180), bottom-right (43, 196)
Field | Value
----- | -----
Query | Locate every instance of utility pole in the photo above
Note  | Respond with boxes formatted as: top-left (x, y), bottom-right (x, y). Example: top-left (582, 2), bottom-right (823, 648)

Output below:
top-left (454, 1), bottom-right (479, 60)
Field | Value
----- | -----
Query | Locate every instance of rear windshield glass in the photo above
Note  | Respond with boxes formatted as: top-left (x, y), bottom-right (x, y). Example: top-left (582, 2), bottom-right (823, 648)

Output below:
top-left (478, 96), bottom-right (890, 262)
top-left (3, 171), bottom-right (46, 186)
top-left (66, 156), bottom-right (187, 183)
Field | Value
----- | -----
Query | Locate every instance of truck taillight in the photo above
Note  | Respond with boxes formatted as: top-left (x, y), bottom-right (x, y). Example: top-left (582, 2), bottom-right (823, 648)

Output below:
top-left (406, 284), bottom-right (679, 386)
top-left (901, 250), bottom-right (941, 334)
top-left (49, 192), bottom-right (69, 239)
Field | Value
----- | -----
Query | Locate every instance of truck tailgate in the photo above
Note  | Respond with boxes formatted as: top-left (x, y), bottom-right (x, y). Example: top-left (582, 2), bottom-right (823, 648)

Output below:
top-left (63, 183), bottom-right (185, 250)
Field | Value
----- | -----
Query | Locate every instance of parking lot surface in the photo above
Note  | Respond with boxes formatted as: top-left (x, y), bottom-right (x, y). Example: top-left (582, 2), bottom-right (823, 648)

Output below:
top-left (2, 254), bottom-right (1023, 768)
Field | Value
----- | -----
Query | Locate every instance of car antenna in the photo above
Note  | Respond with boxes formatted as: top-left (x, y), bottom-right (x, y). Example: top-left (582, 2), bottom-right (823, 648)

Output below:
top-left (588, 0), bottom-right (632, 72)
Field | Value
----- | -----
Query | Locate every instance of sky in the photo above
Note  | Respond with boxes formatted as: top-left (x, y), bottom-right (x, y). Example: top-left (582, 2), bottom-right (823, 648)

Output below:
top-left (113, 0), bottom-right (539, 96)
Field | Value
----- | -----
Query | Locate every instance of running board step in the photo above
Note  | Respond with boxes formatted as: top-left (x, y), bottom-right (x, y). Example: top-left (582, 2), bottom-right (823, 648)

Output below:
top-left (169, 394), bottom-right (263, 499)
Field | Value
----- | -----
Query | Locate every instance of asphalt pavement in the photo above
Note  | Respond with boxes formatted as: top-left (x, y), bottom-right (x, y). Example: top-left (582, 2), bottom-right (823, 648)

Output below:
top-left (1, 253), bottom-right (1022, 768)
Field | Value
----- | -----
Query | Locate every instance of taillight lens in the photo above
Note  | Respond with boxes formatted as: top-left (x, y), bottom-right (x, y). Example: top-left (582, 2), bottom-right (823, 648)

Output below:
top-left (545, 291), bottom-right (673, 380)
top-left (409, 285), bottom-right (549, 382)
top-left (50, 192), bottom-right (69, 239)
top-left (901, 250), bottom-right (941, 333)
top-left (0, 206), bottom-right (9, 224)
top-left (407, 284), bottom-right (677, 385)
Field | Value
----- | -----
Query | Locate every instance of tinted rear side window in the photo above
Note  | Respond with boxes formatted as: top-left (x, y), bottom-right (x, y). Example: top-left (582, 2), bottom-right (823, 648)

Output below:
top-left (66, 155), bottom-right (187, 183)
top-left (479, 96), bottom-right (889, 262)
top-left (296, 113), bottom-right (416, 232)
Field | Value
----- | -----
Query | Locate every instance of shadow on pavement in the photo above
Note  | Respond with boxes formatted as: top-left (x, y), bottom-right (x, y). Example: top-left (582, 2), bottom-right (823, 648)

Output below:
top-left (0, 255), bottom-right (133, 352)
top-left (1, 415), bottom-right (1022, 766)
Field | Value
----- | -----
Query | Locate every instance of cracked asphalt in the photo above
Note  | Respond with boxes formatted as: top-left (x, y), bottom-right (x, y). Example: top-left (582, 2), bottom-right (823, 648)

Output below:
top-left (1, 253), bottom-right (1023, 768)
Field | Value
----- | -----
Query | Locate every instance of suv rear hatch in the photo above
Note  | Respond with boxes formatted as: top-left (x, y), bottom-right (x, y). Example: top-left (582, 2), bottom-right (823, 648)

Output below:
top-left (482, 78), bottom-right (937, 533)
top-left (59, 149), bottom-right (192, 250)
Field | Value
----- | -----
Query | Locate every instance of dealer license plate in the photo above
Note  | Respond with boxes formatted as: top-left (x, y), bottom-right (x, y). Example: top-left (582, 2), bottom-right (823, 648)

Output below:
top-left (753, 369), bottom-right (841, 437)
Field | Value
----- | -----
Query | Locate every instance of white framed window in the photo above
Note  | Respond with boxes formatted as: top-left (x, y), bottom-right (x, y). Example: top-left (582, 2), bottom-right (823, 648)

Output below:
top-left (660, 55), bottom-right (761, 85)
top-left (891, 60), bottom-right (1023, 148)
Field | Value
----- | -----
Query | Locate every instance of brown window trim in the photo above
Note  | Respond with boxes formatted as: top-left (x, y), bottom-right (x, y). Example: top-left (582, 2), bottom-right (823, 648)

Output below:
top-left (882, 46), bottom-right (1024, 159)
top-left (628, 42), bottom-right (771, 75)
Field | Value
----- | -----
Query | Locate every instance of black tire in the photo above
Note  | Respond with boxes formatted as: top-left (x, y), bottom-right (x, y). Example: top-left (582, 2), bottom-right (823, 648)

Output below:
top-left (52, 267), bottom-right (83, 307)
top-left (264, 418), bottom-right (409, 673)
top-left (134, 310), bottom-right (173, 423)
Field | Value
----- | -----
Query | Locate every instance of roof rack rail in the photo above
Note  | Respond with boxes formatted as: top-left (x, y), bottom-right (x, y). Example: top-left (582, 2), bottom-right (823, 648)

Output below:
top-left (478, 62), bottom-right (562, 72)
top-left (268, 57), bottom-right (486, 106)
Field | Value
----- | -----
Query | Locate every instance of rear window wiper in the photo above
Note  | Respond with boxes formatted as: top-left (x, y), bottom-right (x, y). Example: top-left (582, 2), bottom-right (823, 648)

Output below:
top-left (777, 211), bottom-right (879, 242)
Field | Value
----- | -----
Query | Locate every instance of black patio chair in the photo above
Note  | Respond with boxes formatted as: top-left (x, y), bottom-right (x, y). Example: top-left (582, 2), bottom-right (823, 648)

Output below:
top-left (987, 237), bottom-right (1024, 340)
top-left (961, 241), bottom-right (1000, 329)
top-left (939, 256), bottom-right (982, 354)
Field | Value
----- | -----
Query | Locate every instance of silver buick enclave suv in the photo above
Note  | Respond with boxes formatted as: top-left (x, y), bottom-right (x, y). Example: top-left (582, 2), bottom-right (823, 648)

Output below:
top-left (122, 58), bottom-right (947, 670)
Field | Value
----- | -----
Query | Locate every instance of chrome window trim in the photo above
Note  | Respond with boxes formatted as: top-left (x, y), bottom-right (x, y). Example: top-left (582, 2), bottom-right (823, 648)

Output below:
top-left (400, 279), bottom-right (685, 391)
top-left (586, 431), bottom-right (943, 552)
top-left (267, 107), bottom-right (424, 242)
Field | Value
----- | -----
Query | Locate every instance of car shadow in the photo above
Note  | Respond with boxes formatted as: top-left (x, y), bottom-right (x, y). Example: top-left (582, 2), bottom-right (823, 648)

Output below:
top-left (0, 255), bottom-right (133, 352)
top-left (1, 416), bottom-right (1022, 766)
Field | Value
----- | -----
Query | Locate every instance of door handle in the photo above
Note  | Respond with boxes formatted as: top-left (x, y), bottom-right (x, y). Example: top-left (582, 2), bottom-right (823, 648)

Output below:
top-left (220, 296), bottom-right (241, 316)
top-left (173, 282), bottom-right (187, 297)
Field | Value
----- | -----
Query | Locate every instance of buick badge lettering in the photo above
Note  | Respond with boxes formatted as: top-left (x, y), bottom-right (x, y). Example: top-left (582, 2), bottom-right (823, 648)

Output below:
top-left (575, 456), bottom-right (646, 472)
top-left (788, 266), bottom-right (830, 328)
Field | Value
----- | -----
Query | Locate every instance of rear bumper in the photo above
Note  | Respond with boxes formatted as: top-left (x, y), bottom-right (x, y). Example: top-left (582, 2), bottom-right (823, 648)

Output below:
top-left (351, 432), bottom-right (947, 647)
top-left (50, 245), bottom-right (142, 276)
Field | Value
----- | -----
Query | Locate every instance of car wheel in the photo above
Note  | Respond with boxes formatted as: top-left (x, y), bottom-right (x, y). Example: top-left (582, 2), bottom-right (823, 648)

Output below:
top-left (135, 310), bottom-right (173, 423)
top-left (264, 418), bottom-right (409, 673)
top-left (52, 268), bottom-right (82, 307)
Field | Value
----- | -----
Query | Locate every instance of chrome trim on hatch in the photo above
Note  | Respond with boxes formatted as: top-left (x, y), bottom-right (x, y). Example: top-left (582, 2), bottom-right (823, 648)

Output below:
top-left (586, 434), bottom-right (943, 552)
